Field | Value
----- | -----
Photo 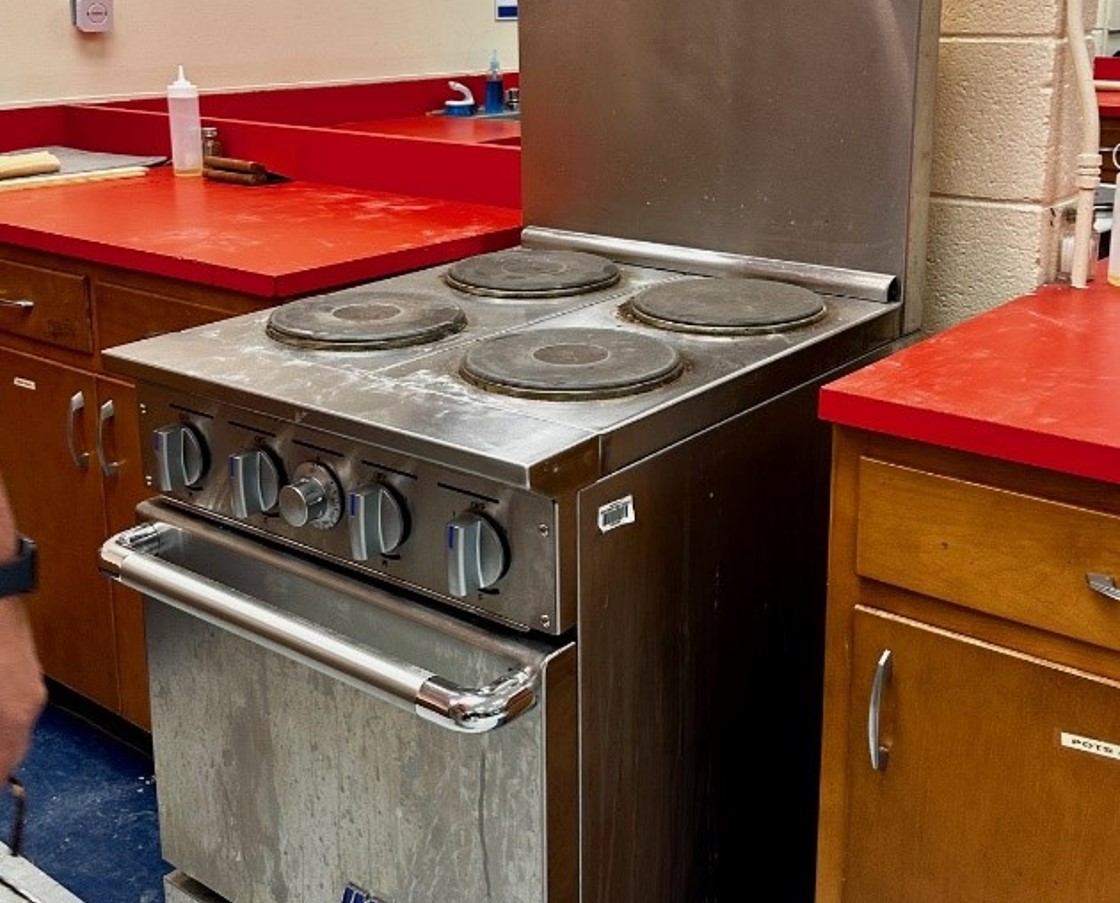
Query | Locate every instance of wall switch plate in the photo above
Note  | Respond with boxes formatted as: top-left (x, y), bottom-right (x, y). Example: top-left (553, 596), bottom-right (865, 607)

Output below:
top-left (71, 0), bottom-right (113, 32)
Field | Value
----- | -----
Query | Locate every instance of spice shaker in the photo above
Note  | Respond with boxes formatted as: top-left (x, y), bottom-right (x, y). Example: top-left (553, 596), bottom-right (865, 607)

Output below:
top-left (201, 127), bottom-right (223, 158)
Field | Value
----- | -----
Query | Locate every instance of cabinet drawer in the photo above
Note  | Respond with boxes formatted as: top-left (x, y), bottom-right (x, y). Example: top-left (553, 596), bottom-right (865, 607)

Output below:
top-left (0, 259), bottom-right (92, 352)
top-left (855, 457), bottom-right (1120, 652)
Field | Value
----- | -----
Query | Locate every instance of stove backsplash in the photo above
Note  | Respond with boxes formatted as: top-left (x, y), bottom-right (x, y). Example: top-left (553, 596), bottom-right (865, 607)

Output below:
top-left (519, 0), bottom-right (942, 334)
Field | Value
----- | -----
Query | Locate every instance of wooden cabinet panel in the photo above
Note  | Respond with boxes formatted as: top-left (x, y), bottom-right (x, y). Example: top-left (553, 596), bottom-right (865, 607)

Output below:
top-left (0, 348), bottom-right (119, 711)
top-left (855, 456), bottom-right (1120, 653)
top-left (845, 606), bottom-right (1120, 903)
top-left (1102, 118), bottom-right (1120, 186)
top-left (0, 259), bottom-right (92, 352)
top-left (96, 282), bottom-right (264, 351)
top-left (98, 377), bottom-right (152, 728)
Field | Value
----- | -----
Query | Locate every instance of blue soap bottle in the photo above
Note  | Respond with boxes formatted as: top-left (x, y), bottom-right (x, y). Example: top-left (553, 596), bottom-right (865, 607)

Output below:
top-left (484, 50), bottom-right (505, 114)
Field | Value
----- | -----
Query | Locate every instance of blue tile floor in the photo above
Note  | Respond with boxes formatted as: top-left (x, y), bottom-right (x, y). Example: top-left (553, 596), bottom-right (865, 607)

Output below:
top-left (0, 691), bottom-right (169, 903)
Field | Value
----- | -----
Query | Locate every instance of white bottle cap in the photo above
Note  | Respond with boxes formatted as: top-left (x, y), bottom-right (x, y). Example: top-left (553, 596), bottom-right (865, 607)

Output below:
top-left (167, 65), bottom-right (198, 98)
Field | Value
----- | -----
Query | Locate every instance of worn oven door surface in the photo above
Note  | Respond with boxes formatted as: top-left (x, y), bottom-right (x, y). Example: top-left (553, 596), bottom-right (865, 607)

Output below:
top-left (100, 500), bottom-right (577, 903)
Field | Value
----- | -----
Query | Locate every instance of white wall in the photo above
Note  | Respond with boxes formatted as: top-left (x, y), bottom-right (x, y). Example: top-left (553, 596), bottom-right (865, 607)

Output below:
top-left (0, 0), bottom-right (519, 107)
top-left (924, 0), bottom-right (1097, 334)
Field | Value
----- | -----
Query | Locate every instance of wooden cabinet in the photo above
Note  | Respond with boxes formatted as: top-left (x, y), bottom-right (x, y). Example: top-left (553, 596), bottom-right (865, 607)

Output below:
top-left (1102, 116), bottom-right (1120, 186)
top-left (0, 350), bottom-right (117, 708)
top-left (0, 245), bottom-right (272, 729)
top-left (817, 427), bottom-right (1120, 903)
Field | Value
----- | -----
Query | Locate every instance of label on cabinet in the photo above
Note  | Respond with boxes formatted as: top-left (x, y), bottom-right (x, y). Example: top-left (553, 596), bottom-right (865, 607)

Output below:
top-left (1061, 731), bottom-right (1120, 761)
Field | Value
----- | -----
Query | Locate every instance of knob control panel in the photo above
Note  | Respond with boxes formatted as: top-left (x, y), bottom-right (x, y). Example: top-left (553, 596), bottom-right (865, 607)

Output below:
top-left (153, 423), bottom-right (207, 491)
top-left (134, 383), bottom-right (567, 633)
top-left (279, 462), bottom-right (342, 529)
top-left (348, 483), bottom-right (409, 558)
top-left (229, 448), bottom-right (282, 518)
top-left (446, 512), bottom-right (508, 597)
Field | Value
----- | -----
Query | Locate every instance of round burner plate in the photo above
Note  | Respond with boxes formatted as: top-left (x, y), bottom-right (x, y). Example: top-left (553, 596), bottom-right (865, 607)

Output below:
top-left (445, 248), bottom-right (621, 298)
top-left (460, 327), bottom-right (685, 400)
top-left (266, 291), bottom-right (467, 350)
top-left (627, 277), bottom-right (827, 334)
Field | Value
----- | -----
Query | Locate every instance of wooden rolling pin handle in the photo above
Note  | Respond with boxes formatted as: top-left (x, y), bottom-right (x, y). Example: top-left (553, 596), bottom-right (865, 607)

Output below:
top-left (203, 167), bottom-right (268, 186)
top-left (202, 155), bottom-right (266, 174)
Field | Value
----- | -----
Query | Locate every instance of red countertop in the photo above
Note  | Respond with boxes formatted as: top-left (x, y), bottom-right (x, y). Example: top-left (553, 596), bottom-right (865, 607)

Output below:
top-left (819, 267), bottom-right (1120, 485)
top-left (1095, 57), bottom-right (1120, 118)
top-left (1100, 91), bottom-right (1120, 119)
top-left (0, 81), bottom-right (523, 299)
top-left (0, 166), bottom-right (521, 297)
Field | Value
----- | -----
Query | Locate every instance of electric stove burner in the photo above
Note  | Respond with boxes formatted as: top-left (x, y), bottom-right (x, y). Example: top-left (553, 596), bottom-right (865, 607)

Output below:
top-left (459, 327), bottom-right (685, 400)
top-left (266, 290), bottom-right (467, 350)
top-left (626, 276), bottom-right (827, 335)
top-left (445, 248), bottom-right (622, 298)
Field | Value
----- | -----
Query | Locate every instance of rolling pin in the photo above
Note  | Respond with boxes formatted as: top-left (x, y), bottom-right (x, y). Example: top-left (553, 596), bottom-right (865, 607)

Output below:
top-left (203, 155), bottom-right (267, 174)
top-left (0, 151), bottom-right (62, 181)
top-left (203, 167), bottom-right (268, 185)
top-left (0, 165), bottom-right (148, 192)
top-left (202, 155), bottom-right (271, 186)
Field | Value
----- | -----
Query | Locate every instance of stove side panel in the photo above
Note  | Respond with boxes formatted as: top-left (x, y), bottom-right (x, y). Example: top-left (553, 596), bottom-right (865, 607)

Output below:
top-left (575, 373), bottom-right (836, 903)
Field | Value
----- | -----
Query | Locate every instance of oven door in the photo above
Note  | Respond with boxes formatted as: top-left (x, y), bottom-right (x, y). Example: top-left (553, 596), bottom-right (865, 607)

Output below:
top-left (99, 500), bottom-right (576, 903)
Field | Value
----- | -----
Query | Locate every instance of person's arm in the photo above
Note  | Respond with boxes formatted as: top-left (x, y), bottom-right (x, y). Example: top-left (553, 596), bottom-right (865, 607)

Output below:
top-left (0, 475), bottom-right (46, 778)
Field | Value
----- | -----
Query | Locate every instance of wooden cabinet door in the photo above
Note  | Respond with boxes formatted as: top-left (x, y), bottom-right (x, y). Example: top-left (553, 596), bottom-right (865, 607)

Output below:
top-left (844, 607), bottom-right (1120, 902)
top-left (0, 348), bottom-right (120, 711)
top-left (98, 375), bottom-right (152, 728)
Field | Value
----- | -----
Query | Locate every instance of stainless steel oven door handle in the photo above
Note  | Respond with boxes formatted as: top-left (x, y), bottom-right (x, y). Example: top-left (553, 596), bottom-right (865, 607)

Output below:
top-left (99, 522), bottom-right (538, 733)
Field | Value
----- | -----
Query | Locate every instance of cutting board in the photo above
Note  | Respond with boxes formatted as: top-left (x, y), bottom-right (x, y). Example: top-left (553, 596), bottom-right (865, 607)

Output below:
top-left (0, 146), bottom-right (166, 191)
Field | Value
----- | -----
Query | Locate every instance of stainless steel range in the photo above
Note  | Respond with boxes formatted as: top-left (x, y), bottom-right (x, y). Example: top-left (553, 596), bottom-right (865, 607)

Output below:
top-left (98, 2), bottom-right (941, 902)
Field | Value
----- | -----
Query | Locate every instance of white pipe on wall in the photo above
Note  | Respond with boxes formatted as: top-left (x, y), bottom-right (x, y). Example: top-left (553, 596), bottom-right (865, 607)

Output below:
top-left (1068, 0), bottom-right (1101, 289)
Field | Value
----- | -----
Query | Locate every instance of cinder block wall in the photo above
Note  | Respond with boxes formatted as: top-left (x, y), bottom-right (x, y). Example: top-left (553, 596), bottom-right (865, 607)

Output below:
top-left (923, 0), bottom-right (1097, 334)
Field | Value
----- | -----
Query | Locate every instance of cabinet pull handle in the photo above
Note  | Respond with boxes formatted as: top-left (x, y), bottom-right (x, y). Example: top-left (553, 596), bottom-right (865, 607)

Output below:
top-left (868, 648), bottom-right (893, 771)
top-left (66, 391), bottom-right (90, 469)
top-left (97, 399), bottom-right (122, 477)
top-left (0, 298), bottom-right (34, 311)
top-left (1087, 573), bottom-right (1120, 602)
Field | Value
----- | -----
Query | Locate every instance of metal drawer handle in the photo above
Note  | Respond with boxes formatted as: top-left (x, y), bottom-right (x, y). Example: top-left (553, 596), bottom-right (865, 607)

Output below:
top-left (66, 391), bottom-right (90, 469)
top-left (868, 648), bottom-right (893, 772)
top-left (1087, 573), bottom-right (1120, 602)
top-left (99, 523), bottom-right (538, 733)
top-left (97, 399), bottom-right (122, 477)
top-left (0, 298), bottom-right (34, 311)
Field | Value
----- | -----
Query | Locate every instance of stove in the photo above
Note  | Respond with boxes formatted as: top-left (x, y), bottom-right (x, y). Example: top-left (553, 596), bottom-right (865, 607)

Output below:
top-left (104, 243), bottom-right (897, 635)
top-left (98, 1), bottom-right (942, 901)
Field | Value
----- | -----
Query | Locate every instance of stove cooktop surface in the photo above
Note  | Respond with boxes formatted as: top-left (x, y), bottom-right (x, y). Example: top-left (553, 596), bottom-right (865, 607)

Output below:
top-left (105, 248), bottom-right (899, 487)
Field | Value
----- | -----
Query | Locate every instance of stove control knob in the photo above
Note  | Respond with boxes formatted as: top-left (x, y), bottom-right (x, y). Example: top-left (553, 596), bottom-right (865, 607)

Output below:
top-left (348, 484), bottom-right (409, 558)
top-left (152, 423), bottom-right (207, 490)
top-left (280, 462), bottom-right (342, 529)
top-left (446, 512), bottom-right (508, 597)
top-left (229, 449), bottom-right (282, 518)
